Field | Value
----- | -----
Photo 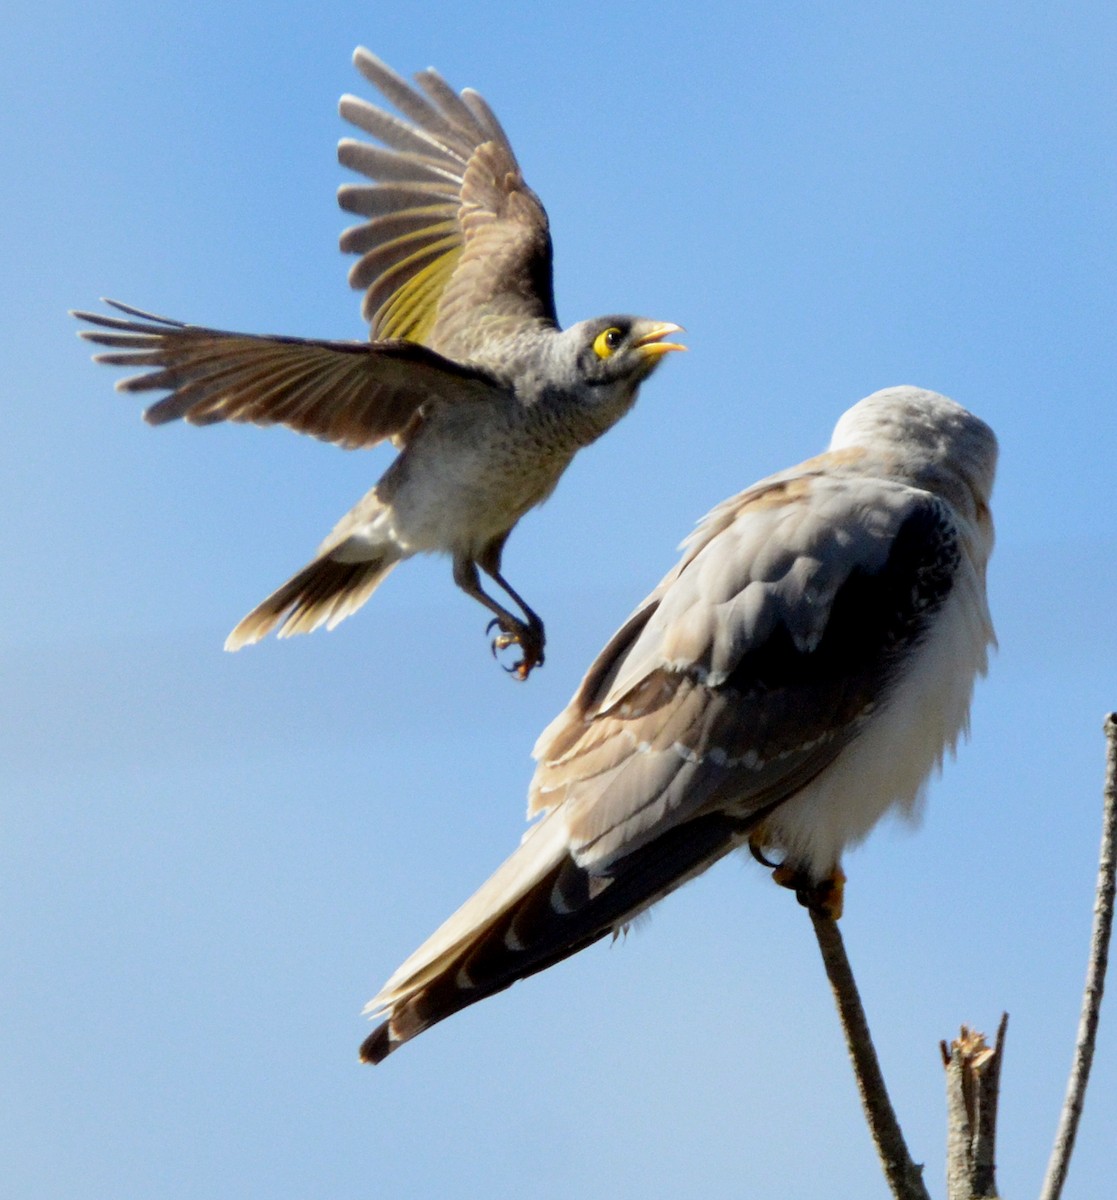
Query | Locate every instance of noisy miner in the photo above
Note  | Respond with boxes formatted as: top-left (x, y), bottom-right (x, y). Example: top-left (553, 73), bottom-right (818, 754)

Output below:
top-left (74, 48), bottom-right (684, 679)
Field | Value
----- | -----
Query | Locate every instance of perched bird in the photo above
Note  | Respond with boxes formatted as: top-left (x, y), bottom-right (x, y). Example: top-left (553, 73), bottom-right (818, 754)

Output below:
top-left (74, 50), bottom-right (684, 678)
top-left (361, 386), bottom-right (997, 1062)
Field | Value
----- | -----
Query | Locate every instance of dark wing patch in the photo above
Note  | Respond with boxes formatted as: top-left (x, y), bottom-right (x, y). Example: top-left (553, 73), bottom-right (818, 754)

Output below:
top-left (338, 50), bottom-right (556, 352)
top-left (532, 490), bottom-right (961, 867)
top-left (717, 498), bottom-right (960, 756)
top-left (74, 301), bottom-right (501, 450)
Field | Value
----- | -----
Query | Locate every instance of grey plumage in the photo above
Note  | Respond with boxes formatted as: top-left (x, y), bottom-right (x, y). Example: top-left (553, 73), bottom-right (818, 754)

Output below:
top-left (73, 49), bottom-right (684, 677)
top-left (361, 386), bottom-right (997, 1062)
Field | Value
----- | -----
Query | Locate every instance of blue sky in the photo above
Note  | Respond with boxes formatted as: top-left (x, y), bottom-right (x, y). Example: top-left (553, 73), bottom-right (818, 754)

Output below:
top-left (5, 2), bottom-right (1117, 1196)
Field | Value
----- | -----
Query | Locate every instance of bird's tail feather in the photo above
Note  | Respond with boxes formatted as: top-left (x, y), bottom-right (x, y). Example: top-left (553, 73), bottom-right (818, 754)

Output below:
top-left (225, 551), bottom-right (398, 650)
top-left (361, 809), bottom-right (755, 1064)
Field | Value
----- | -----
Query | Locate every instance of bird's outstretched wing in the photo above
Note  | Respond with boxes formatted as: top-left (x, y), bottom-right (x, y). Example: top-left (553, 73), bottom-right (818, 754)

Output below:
top-left (73, 301), bottom-right (502, 450)
top-left (339, 49), bottom-right (557, 354)
top-left (361, 457), bottom-right (969, 1061)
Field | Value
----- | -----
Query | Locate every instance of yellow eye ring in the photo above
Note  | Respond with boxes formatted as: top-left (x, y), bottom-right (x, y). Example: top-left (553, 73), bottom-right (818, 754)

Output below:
top-left (593, 327), bottom-right (623, 359)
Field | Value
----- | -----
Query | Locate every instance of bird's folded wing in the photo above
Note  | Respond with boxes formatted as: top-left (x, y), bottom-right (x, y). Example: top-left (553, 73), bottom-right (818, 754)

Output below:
top-left (529, 463), bottom-right (963, 872)
top-left (74, 300), bottom-right (502, 449)
top-left (367, 808), bottom-right (572, 1013)
top-left (360, 804), bottom-right (757, 1061)
top-left (338, 49), bottom-right (555, 350)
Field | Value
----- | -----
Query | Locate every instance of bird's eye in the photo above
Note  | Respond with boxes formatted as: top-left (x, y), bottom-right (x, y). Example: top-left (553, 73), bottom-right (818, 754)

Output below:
top-left (593, 327), bottom-right (624, 359)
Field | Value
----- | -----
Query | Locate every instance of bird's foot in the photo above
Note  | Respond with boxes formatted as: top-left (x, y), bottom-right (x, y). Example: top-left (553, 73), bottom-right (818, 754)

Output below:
top-left (486, 618), bottom-right (545, 680)
top-left (765, 855), bottom-right (846, 921)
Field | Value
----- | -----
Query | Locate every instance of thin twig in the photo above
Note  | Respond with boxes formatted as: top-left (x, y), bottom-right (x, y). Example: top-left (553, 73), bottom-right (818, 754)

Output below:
top-left (809, 910), bottom-right (932, 1200)
top-left (1039, 713), bottom-right (1117, 1200)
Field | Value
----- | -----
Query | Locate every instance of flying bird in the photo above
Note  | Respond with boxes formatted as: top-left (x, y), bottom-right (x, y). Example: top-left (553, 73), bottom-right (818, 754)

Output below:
top-left (361, 385), bottom-right (997, 1062)
top-left (74, 49), bottom-right (684, 678)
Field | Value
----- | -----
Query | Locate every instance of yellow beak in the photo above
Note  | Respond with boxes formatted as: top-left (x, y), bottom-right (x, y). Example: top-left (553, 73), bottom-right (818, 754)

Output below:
top-left (633, 321), bottom-right (687, 359)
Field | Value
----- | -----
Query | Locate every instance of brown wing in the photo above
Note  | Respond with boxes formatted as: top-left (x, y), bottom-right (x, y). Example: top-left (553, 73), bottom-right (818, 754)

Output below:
top-left (74, 300), bottom-right (502, 450)
top-left (530, 473), bottom-right (962, 871)
top-left (338, 49), bottom-right (556, 356)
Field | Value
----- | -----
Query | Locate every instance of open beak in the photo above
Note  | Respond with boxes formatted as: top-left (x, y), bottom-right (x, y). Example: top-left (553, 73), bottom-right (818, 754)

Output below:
top-left (633, 321), bottom-right (687, 360)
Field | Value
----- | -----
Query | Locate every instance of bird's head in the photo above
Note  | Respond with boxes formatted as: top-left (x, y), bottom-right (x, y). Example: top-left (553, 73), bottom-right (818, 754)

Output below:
top-left (527, 316), bottom-right (685, 446)
top-left (570, 316), bottom-right (687, 390)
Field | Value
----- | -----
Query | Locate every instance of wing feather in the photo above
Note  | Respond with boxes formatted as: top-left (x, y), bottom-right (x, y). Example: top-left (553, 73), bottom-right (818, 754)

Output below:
top-left (528, 462), bottom-right (962, 874)
top-left (74, 301), bottom-right (502, 449)
top-left (339, 50), bottom-right (555, 350)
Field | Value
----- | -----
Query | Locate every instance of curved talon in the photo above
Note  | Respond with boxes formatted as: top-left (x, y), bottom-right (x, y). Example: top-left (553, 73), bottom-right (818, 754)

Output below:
top-left (748, 839), bottom-right (780, 869)
top-left (490, 630), bottom-right (522, 656)
top-left (487, 624), bottom-right (530, 679)
top-left (512, 651), bottom-right (541, 681)
top-left (488, 628), bottom-right (510, 660)
top-left (484, 618), bottom-right (544, 680)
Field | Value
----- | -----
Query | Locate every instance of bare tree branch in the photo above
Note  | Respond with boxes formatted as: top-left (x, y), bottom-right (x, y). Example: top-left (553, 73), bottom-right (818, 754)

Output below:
top-left (1039, 712), bottom-right (1117, 1200)
top-left (808, 909), bottom-right (932, 1200)
top-left (941, 1015), bottom-right (1008, 1199)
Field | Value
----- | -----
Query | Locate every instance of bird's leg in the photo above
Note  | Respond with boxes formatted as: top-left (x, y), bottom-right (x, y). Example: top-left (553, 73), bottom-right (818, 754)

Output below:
top-left (452, 554), bottom-right (544, 680)
top-left (751, 836), bottom-right (846, 920)
top-left (476, 540), bottom-right (545, 679)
